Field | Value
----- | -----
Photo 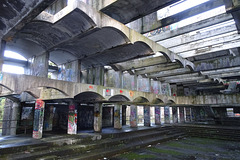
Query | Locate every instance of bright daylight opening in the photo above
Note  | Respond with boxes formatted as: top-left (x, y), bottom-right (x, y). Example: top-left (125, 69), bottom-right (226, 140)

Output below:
top-left (3, 50), bottom-right (26, 74)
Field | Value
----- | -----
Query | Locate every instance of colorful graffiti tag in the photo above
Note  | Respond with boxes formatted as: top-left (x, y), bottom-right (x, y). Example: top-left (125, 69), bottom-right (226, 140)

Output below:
top-left (33, 99), bottom-right (45, 139)
top-left (67, 105), bottom-right (77, 134)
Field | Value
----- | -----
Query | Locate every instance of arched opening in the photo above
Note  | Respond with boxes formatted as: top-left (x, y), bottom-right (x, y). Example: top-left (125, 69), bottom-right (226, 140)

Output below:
top-left (74, 92), bottom-right (104, 131)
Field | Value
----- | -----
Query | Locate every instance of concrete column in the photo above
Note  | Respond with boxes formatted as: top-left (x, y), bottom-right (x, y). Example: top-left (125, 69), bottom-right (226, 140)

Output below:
top-left (172, 107), bottom-right (178, 123)
top-left (185, 107), bottom-right (191, 122)
top-left (179, 107), bottom-right (185, 123)
top-left (33, 99), bottom-right (45, 139)
top-left (2, 99), bottom-right (19, 136)
top-left (44, 106), bottom-right (54, 131)
top-left (28, 52), bottom-right (49, 78)
top-left (130, 105), bottom-right (138, 127)
top-left (144, 106), bottom-right (151, 126)
top-left (164, 106), bottom-right (170, 124)
top-left (0, 40), bottom-right (6, 71)
top-left (94, 67), bottom-right (104, 86)
top-left (68, 104), bottom-right (77, 135)
top-left (94, 103), bottom-right (102, 132)
top-left (155, 106), bottom-right (161, 125)
top-left (191, 107), bottom-right (196, 122)
top-left (10, 102), bottom-right (19, 135)
top-left (114, 104), bottom-right (122, 129)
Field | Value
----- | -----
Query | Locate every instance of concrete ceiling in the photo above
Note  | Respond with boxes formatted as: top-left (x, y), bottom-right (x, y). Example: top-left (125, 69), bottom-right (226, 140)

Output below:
top-left (1, 0), bottom-right (240, 94)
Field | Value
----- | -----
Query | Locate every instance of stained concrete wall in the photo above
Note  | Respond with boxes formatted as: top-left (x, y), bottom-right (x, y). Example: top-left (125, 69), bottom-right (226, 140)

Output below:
top-left (104, 69), bottom-right (122, 88)
top-left (122, 72), bottom-right (136, 90)
top-left (57, 60), bottom-right (81, 82)
top-left (137, 76), bottom-right (150, 92)
top-left (27, 52), bottom-right (49, 78)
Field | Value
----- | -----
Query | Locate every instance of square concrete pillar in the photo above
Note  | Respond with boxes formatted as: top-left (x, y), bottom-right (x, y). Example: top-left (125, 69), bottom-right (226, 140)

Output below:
top-left (130, 105), bottom-right (138, 127)
top-left (33, 99), bottom-right (45, 139)
top-left (68, 104), bottom-right (77, 135)
top-left (155, 106), bottom-right (161, 125)
top-left (44, 106), bottom-right (54, 131)
top-left (164, 106), bottom-right (170, 124)
top-left (185, 107), bottom-right (191, 122)
top-left (114, 104), bottom-right (122, 129)
top-left (179, 107), bottom-right (185, 123)
top-left (94, 103), bottom-right (102, 132)
top-left (172, 107), bottom-right (178, 123)
top-left (10, 102), bottom-right (19, 135)
top-left (144, 106), bottom-right (151, 127)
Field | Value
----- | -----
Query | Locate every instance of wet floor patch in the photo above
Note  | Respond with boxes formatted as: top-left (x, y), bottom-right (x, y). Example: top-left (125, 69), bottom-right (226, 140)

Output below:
top-left (111, 137), bottom-right (240, 160)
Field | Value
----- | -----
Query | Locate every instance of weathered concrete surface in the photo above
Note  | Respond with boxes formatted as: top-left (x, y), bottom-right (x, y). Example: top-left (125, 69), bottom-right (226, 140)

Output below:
top-left (0, 0), bottom-right (56, 40)
top-left (150, 13), bottom-right (233, 42)
top-left (100, 0), bottom-right (181, 24)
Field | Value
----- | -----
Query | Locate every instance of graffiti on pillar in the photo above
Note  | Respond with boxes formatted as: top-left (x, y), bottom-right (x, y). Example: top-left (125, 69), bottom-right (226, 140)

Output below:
top-left (144, 107), bottom-right (150, 126)
top-left (68, 105), bottom-right (77, 134)
top-left (0, 71), bottom-right (3, 83)
top-left (164, 106), bottom-right (170, 124)
top-left (155, 107), bottom-right (161, 125)
top-left (130, 106), bottom-right (137, 127)
top-left (33, 99), bottom-right (45, 139)
top-left (179, 107), bottom-right (185, 123)
top-left (185, 108), bottom-right (191, 122)
top-left (172, 107), bottom-right (178, 123)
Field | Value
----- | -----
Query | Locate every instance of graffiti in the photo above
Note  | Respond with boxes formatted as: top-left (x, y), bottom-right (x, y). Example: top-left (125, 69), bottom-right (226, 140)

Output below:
top-left (33, 99), bottom-right (45, 139)
top-left (137, 77), bottom-right (150, 92)
top-left (164, 106), bottom-right (170, 124)
top-left (172, 107), bottom-right (178, 123)
top-left (155, 107), bottom-right (161, 125)
top-left (161, 83), bottom-right (171, 96)
top-left (151, 81), bottom-right (159, 94)
top-left (129, 91), bottom-right (134, 97)
top-left (68, 105), bottom-right (77, 134)
top-left (44, 106), bottom-right (55, 131)
top-left (185, 108), bottom-right (191, 122)
top-left (130, 106), bottom-right (137, 127)
top-left (144, 107), bottom-right (150, 126)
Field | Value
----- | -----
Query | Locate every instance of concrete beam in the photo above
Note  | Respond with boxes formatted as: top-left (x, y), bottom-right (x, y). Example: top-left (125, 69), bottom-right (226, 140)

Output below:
top-left (194, 56), bottom-right (240, 71)
top-left (114, 56), bottom-right (168, 71)
top-left (158, 73), bottom-right (201, 82)
top-left (171, 31), bottom-right (239, 54)
top-left (202, 66), bottom-right (240, 75)
top-left (196, 85), bottom-right (225, 90)
top-left (160, 23), bottom-right (236, 48)
top-left (180, 39), bottom-right (240, 58)
top-left (150, 13), bottom-right (233, 42)
top-left (100, 0), bottom-right (182, 24)
top-left (142, 0), bottom-right (225, 33)
top-left (209, 71), bottom-right (240, 78)
top-left (135, 63), bottom-right (181, 75)
top-left (147, 68), bottom-right (191, 78)
top-left (165, 76), bottom-right (207, 84)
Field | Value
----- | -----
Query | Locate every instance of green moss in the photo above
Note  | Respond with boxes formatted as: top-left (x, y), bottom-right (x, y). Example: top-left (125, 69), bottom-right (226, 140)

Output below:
top-left (120, 152), bottom-right (156, 160)
top-left (148, 148), bottom-right (183, 156)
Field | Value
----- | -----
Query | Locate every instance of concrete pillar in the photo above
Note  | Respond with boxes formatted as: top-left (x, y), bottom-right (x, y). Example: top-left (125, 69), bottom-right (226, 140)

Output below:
top-left (94, 103), bottom-right (102, 132)
top-left (28, 52), bottom-right (49, 78)
top-left (33, 99), bottom-right (45, 139)
top-left (179, 107), bottom-right (185, 123)
top-left (114, 104), bottom-right (122, 129)
top-left (94, 67), bottom-right (104, 86)
top-left (44, 106), bottom-right (54, 131)
top-left (191, 107), bottom-right (196, 122)
top-left (68, 104), bottom-right (77, 135)
top-left (185, 107), bottom-right (191, 122)
top-left (2, 99), bottom-right (19, 136)
top-left (0, 40), bottom-right (6, 71)
top-left (172, 107), bottom-right (178, 123)
top-left (155, 106), bottom-right (161, 125)
top-left (144, 106), bottom-right (151, 126)
top-left (130, 105), bottom-right (138, 127)
top-left (164, 106), bottom-right (170, 124)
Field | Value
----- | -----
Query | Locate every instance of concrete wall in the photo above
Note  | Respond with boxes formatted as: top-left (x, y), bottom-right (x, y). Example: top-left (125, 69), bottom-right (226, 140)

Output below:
top-left (57, 60), bottom-right (80, 82)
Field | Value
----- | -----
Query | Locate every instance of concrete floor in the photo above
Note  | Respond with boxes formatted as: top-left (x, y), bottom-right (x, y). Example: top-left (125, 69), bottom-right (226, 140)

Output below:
top-left (111, 137), bottom-right (240, 160)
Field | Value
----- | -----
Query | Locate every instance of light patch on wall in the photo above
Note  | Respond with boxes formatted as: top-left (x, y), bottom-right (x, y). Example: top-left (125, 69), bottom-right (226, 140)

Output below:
top-left (4, 50), bottom-right (27, 61)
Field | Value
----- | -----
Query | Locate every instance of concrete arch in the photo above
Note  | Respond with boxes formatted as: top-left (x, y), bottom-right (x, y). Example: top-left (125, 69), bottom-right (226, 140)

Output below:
top-left (133, 96), bottom-right (149, 103)
top-left (74, 91), bottom-right (104, 103)
top-left (166, 99), bottom-right (176, 104)
top-left (151, 98), bottom-right (164, 104)
top-left (108, 94), bottom-right (130, 102)
top-left (0, 84), bottom-right (14, 94)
